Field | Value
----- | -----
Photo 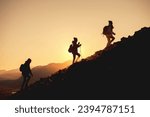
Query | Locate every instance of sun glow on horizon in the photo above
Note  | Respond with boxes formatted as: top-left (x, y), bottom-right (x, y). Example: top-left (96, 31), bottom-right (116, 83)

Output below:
top-left (0, 0), bottom-right (150, 70)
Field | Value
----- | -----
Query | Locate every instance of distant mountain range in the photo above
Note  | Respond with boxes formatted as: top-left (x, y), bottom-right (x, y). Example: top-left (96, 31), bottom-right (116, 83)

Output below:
top-left (0, 60), bottom-right (71, 81)
top-left (8, 27), bottom-right (150, 100)
top-left (0, 69), bottom-right (20, 80)
top-left (0, 60), bottom-right (71, 99)
top-left (31, 61), bottom-right (71, 81)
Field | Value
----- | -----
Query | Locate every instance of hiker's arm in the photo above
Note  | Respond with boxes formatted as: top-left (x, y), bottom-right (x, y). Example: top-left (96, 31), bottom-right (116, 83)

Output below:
top-left (112, 32), bottom-right (115, 35)
top-left (31, 70), bottom-right (33, 76)
top-left (30, 71), bottom-right (33, 76)
top-left (29, 68), bottom-right (33, 76)
top-left (112, 30), bottom-right (115, 35)
top-left (78, 42), bottom-right (81, 47)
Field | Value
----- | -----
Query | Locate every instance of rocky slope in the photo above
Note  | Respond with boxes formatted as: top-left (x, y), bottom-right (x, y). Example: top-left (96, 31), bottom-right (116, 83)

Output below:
top-left (10, 27), bottom-right (150, 100)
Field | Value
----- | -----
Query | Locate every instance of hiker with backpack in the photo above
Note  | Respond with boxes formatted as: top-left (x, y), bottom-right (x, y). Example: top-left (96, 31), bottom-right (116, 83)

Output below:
top-left (19, 58), bottom-right (33, 91)
top-left (68, 37), bottom-right (81, 64)
top-left (103, 20), bottom-right (116, 47)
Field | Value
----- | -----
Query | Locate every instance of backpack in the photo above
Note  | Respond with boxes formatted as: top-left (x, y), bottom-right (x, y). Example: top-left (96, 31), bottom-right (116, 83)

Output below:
top-left (102, 26), bottom-right (109, 35)
top-left (19, 64), bottom-right (25, 72)
top-left (68, 44), bottom-right (73, 53)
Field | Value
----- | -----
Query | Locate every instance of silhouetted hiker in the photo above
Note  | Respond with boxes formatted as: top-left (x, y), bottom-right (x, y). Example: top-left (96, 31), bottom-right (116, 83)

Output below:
top-left (103, 20), bottom-right (116, 47)
top-left (19, 58), bottom-right (33, 91)
top-left (68, 37), bottom-right (81, 64)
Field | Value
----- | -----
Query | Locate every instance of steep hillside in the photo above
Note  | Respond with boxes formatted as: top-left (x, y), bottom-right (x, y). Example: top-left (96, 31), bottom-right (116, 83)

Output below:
top-left (31, 60), bottom-right (71, 81)
top-left (10, 27), bottom-right (150, 100)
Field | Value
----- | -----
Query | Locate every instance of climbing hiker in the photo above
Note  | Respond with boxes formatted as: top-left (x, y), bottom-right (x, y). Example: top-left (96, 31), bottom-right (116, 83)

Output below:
top-left (19, 58), bottom-right (33, 91)
top-left (102, 20), bottom-right (116, 47)
top-left (68, 37), bottom-right (81, 64)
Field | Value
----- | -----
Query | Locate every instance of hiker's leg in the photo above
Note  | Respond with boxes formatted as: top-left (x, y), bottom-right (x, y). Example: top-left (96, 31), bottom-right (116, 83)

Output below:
top-left (21, 76), bottom-right (26, 90)
top-left (106, 36), bottom-right (111, 47)
top-left (25, 76), bottom-right (30, 88)
top-left (110, 36), bottom-right (115, 43)
top-left (76, 53), bottom-right (81, 62)
top-left (73, 54), bottom-right (76, 64)
top-left (77, 53), bottom-right (81, 57)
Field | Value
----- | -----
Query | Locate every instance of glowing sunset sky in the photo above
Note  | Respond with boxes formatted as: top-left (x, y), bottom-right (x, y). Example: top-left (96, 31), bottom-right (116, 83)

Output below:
top-left (0, 0), bottom-right (150, 70)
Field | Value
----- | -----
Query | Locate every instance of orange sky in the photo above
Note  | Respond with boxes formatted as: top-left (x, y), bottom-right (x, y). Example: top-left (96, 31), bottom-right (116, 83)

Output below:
top-left (0, 0), bottom-right (150, 70)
